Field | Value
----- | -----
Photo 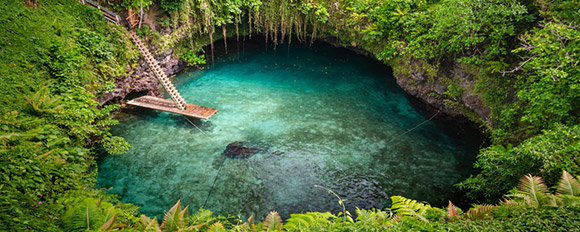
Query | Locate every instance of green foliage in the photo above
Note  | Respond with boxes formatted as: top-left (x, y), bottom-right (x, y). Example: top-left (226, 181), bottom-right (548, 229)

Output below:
top-left (161, 200), bottom-right (190, 231)
top-left (158, 17), bottom-right (172, 28)
top-left (508, 172), bottom-right (580, 208)
top-left (25, 86), bottom-right (65, 116)
top-left (102, 135), bottom-right (132, 155)
top-left (161, 0), bottom-right (186, 13)
top-left (0, 0), bottom-right (136, 230)
top-left (77, 29), bottom-right (115, 62)
top-left (444, 82), bottom-right (462, 99)
top-left (508, 174), bottom-right (555, 208)
top-left (123, 0), bottom-right (154, 10)
top-left (58, 191), bottom-right (141, 231)
top-left (390, 196), bottom-right (432, 222)
top-left (47, 171), bottom-right (580, 231)
top-left (458, 124), bottom-right (580, 201)
top-left (77, 173), bottom-right (576, 231)
top-left (62, 197), bottom-right (118, 231)
top-left (352, 208), bottom-right (394, 230)
top-left (181, 49), bottom-right (207, 68)
top-left (140, 214), bottom-right (161, 231)
top-left (284, 212), bottom-right (338, 231)
top-left (495, 20), bottom-right (580, 141)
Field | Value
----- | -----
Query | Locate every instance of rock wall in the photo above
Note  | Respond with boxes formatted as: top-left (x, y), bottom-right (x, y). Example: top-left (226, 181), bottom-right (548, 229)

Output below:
top-left (391, 56), bottom-right (491, 125)
top-left (98, 48), bottom-right (186, 104)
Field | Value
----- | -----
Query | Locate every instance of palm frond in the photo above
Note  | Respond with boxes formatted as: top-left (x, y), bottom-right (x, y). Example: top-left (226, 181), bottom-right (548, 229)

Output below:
top-left (390, 196), bottom-right (431, 222)
top-left (557, 170), bottom-right (580, 197)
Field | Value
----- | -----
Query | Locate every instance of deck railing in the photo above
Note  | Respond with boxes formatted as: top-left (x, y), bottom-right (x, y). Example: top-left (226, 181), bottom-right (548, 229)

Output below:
top-left (79, 0), bottom-right (120, 25)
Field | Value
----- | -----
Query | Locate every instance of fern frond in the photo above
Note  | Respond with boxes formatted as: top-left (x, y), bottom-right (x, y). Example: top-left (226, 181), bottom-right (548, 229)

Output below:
top-left (559, 195), bottom-right (580, 207)
top-left (63, 198), bottom-right (113, 231)
top-left (390, 196), bottom-right (430, 222)
top-left (355, 208), bottom-right (390, 223)
top-left (548, 194), bottom-right (562, 206)
top-left (515, 174), bottom-right (550, 207)
top-left (557, 170), bottom-right (580, 197)
top-left (501, 198), bottom-right (519, 206)
top-left (263, 211), bottom-right (283, 231)
top-left (140, 215), bottom-right (161, 232)
top-left (190, 208), bottom-right (214, 225)
top-left (161, 200), bottom-right (184, 231)
top-left (507, 192), bottom-right (533, 206)
top-left (25, 86), bottom-right (64, 115)
top-left (284, 212), bottom-right (335, 231)
top-left (98, 213), bottom-right (116, 231)
top-left (447, 201), bottom-right (459, 220)
top-left (181, 205), bottom-right (189, 220)
top-left (207, 222), bottom-right (226, 232)
top-left (391, 215), bottom-right (402, 222)
top-left (463, 205), bottom-right (496, 220)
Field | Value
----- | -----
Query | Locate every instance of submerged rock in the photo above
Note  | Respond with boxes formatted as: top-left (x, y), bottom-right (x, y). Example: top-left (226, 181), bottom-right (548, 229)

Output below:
top-left (224, 142), bottom-right (260, 158)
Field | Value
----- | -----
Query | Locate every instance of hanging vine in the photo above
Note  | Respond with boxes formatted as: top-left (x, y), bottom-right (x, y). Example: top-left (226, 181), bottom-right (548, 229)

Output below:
top-left (158, 0), bottom-right (332, 59)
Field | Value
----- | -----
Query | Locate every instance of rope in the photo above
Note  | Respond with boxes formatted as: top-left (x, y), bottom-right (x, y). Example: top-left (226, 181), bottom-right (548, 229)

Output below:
top-left (183, 116), bottom-right (207, 135)
top-left (203, 157), bottom-right (227, 208)
top-left (388, 111), bottom-right (441, 143)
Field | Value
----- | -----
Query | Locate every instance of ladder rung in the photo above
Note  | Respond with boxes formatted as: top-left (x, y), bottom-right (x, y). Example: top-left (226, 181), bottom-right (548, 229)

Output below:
top-left (130, 31), bottom-right (188, 110)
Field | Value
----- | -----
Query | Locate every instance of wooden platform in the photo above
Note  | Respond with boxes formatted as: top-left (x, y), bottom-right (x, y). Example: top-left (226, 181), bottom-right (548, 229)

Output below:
top-left (127, 96), bottom-right (218, 119)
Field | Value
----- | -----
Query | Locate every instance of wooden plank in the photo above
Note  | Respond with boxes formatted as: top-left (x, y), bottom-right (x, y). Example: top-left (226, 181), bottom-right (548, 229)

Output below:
top-left (127, 96), bottom-right (218, 119)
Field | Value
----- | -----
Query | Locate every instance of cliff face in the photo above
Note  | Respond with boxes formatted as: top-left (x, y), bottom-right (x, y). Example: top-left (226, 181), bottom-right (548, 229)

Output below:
top-left (391, 56), bottom-right (491, 125)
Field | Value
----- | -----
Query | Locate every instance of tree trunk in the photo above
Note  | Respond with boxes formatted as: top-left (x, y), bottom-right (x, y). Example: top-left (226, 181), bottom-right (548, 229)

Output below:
top-left (222, 25), bottom-right (227, 54)
top-left (138, 1), bottom-right (143, 29)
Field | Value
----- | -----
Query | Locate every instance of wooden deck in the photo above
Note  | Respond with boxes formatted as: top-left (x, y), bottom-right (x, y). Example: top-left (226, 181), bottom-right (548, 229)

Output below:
top-left (127, 96), bottom-right (218, 119)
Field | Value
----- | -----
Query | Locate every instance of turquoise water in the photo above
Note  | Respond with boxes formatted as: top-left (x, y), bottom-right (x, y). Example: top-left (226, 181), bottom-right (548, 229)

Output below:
top-left (97, 41), bottom-right (483, 220)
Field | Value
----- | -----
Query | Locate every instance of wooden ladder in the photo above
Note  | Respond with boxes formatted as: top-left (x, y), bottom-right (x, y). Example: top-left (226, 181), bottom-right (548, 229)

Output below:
top-left (129, 31), bottom-right (187, 111)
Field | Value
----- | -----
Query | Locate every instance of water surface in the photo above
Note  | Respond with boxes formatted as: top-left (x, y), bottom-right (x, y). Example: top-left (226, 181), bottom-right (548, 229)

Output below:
top-left (97, 41), bottom-right (483, 219)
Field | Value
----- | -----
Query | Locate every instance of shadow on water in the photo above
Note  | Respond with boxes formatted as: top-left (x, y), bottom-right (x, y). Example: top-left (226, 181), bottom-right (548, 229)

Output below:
top-left (97, 36), bottom-right (485, 220)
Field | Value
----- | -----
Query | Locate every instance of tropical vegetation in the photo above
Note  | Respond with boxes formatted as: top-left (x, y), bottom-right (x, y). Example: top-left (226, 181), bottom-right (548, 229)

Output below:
top-left (34, 171), bottom-right (580, 231)
top-left (1, 0), bottom-right (578, 231)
